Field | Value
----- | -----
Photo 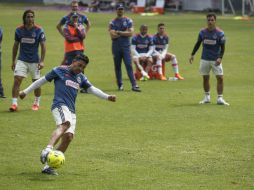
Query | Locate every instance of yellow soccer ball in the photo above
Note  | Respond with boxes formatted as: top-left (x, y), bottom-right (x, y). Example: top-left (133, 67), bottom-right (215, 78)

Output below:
top-left (47, 150), bottom-right (65, 169)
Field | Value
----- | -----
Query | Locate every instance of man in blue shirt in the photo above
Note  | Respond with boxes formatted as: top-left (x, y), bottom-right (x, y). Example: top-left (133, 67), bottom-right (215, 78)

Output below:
top-left (189, 13), bottom-right (229, 106)
top-left (109, 4), bottom-right (141, 92)
top-left (131, 25), bottom-right (154, 81)
top-left (19, 54), bottom-right (116, 175)
top-left (10, 10), bottom-right (46, 112)
top-left (0, 27), bottom-right (5, 98)
top-left (57, 0), bottom-right (90, 94)
top-left (56, 0), bottom-right (90, 38)
top-left (153, 23), bottom-right (184, 81)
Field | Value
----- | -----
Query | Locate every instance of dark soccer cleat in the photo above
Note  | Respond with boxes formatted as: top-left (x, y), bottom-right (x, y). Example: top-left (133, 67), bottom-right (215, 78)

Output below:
top-left (42, 165), bottom-right (58, 176)
top-left (118, 85), bottom-right (124, 91)
top-left (132, 86), bottom-right (141, 92)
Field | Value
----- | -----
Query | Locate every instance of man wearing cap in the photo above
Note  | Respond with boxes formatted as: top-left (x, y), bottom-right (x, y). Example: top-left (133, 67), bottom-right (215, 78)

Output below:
top-left (62, 12), bottom-right (86, 66)
top-left (56, 0), bottom-right (90, 37)
top-left (109, 4), bottom-right (141, 92)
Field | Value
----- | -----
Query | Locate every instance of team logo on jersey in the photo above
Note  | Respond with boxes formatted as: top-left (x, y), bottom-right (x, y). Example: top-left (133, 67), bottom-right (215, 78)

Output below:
top-left (41, 33), bottom-right (45, 40)
top-left (156, 45), bottom-right (165, 49)
top-left (163, 40), bottom-right (167, 44)
top-left (213, 34), bottom-right (217, 39)
top-left (77, 76), bottom-right (81, 84)
top-left (21, 38), bottom-right (35, 44)
top-left (65, 80), bottom-right (79, 89)
top-left (123, 21), bottom-right (127, 27)
top-left (32, 32), bottom-right (36, 38)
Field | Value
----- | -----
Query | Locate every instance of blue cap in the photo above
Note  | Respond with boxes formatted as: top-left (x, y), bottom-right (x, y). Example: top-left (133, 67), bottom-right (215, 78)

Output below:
top-left (116, 4), bottom-right (124, 10)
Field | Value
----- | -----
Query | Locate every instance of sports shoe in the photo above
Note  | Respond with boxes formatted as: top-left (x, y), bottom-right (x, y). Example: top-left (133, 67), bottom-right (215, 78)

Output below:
top-left (199, 97), bottom-right (211, 104)
top-left (118, 85), bottom-right (124, 91)
top-left (32, 104), bottom-right (39, 111)
top-left (40, 148), bottom-right (52, 164)
top-left (9, 104), bottom-right (18, 112)
top-left (80, 89), bottom-right (88, 93)
top-left (159, 75), bottom-right (167, 81)
top-left (132, 86), bottom-right (141, 92)
top-left (42, 165), bottom-right (58, 176)
top-left (175, 73), bottom-right (184, 80)
top-left (0, 94), bottom-right (6, 98)
top-left (217, 98), bottom-right (230, 106)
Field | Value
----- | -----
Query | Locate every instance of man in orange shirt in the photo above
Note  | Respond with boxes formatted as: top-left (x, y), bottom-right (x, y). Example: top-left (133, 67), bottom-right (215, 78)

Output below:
top-left (62, 12), bottom-right (86, 66)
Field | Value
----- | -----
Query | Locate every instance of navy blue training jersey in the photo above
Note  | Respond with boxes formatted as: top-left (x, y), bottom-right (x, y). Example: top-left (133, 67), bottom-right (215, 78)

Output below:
top-left (109, 16), bottom-right (133, 46)
top-left (153, 33), bottom-right (169, 52)
top-left (131, 34), bottom-right (153, 54)
top-left (45, 66), bottom-right (92, 113)
top-left (15, 25), bottom-right (46, 63)
top-left (198, 27), bottom-right (225, 61)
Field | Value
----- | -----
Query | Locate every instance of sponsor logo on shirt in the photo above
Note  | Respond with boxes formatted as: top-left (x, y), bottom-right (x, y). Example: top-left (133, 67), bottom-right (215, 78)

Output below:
top-left (137, 44), bottom-right (148, 48)
top-left (21, 38), bottom-right (35, 44)
top-left (155, 45), bottom-right (165, 49)
top-left (65, 80), bottom-right (79, 89)
top-left (204, 39), bottom-right (216, 45)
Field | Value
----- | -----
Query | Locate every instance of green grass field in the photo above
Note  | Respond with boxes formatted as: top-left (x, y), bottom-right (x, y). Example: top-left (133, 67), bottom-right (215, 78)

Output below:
top-left (0, 3), bottom-right (253, 190)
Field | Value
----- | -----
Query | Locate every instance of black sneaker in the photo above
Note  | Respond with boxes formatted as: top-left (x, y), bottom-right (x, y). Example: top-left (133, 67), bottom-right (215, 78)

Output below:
top-left (118, 85), bottom-right (124, 91)
top-left (0, 94), bottom-right (6, 98)
top-left (42, 166), bottom-right (58, 176)
top-left (80, 89), bottom-right (88, 93)
top-left (132, 86), bottom-right (141, 92)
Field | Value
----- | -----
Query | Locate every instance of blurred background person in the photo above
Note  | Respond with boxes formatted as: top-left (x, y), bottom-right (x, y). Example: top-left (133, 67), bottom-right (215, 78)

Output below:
top-left (0, 26), bottom-right (5, 98)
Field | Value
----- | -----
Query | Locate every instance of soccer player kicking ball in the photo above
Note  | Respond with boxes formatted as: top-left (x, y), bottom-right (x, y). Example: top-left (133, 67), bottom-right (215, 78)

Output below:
top-left (19, 54), bottom-right (116, 175)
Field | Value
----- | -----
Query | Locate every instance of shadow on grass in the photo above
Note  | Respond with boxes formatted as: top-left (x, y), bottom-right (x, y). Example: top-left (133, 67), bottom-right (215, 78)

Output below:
top-left (18, 171), bottom-right (58, 181)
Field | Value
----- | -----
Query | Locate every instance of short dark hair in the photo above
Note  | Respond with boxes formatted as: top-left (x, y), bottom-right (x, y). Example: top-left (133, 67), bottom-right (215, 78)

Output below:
top-left (23, 10), bottom-right (35, 25)
top-left (157, 23), bottom-right (165, 28)
top-left (207, 12), bottom-right (217, 20)
top-left (74, 54), bottom-right (89, 65)
top-left (140, 24), bottom-right (148, 29)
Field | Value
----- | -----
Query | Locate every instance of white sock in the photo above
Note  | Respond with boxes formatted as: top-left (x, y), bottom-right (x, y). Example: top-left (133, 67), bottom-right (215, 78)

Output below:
top-left (46, 145), bottom-right (53, 150)
top-left (217, 94), bottom-right (223, 99)
top-left (156, 59), bottom-right (163, 75)
top-left (34, 96), bottom-right (41, 106)
top-left (205, 92), bottom-right (210, 99)
top-left (171, 56), bottom-right (179, 74)
top-left (141, 70), bottom-right (147, 77)
top-left (12, 98), bottom-right (18, 106)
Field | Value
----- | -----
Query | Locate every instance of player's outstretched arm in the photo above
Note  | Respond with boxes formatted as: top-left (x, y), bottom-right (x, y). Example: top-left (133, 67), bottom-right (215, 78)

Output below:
top-left (87, 86), bottom-right (116, 102)
top-left (19, 76), bottom-right (48, 99)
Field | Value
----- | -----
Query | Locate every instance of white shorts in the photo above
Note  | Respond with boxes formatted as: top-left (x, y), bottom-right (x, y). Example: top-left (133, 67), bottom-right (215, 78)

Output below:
top-left (199, 59), bottom-right (224, 76)
top-left (52, 105), bottom-right (77, 135)
top-left (152, 52), bottom-right (165, 59)
top-left (133, 53), bottom-right (152, 60)
top-left (14, 60), bottom-right (40, 79)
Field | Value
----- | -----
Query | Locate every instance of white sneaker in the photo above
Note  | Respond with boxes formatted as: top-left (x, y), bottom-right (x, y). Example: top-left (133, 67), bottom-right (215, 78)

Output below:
top-left (217, 98), bottom-right (230, 106)
top-left (40, 147), bottom-right (52, 164)
top-left (199, 97), bottom-right (211, 104)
